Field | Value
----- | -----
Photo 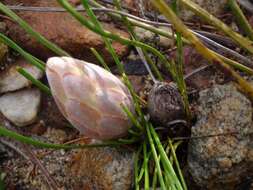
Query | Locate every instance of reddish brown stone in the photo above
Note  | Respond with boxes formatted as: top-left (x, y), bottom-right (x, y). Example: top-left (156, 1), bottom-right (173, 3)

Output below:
top-left (4, 0), bottom-right (129, 64)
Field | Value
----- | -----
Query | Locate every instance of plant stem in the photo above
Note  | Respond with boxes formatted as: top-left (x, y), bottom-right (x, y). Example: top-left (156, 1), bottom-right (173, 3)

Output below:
top-left (81, 0), bottom-right (124, 74)
top-left (143, 142), bottom-right (149, 190)
top-left (113, 0), bottom-right (162, 82)
top-left (90, 47), bottom-right (111, 71)
top-left (168, 140), bottom-right (187, 190)
top-left (134, 147), bottom-right (141, 190)
top-left (0, 126), bottom-right (134, 149)
top-left (146, 125), bottom-right (166, 190)
top-left (0, 33), bottom-right (45, 71)
top-left (149, 125), bottom-right (183, 190)
top-left (17, 67), bottom-right (51, 95)
top-left (171, 0), bottom-right (191, 120)
top-left (228, 0), bottom-right (253, 40)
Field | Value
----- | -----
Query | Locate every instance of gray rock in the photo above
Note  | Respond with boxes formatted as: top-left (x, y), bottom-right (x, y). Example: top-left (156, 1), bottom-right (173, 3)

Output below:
top-left (0, 88), bottom-right (41, 127)
top-left (70, 146), bottom-right (134, 190)
top-left (0, 58), bottom-right (43, 94)
top-left (188, 84), bottom-right (253, 189)
top-left (134, 26), bottom-right (173, 49)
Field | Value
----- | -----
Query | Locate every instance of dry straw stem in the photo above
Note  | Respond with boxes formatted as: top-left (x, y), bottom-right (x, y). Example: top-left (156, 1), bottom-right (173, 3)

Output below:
top-left (178, 0), bottom-right (253, 54)
top-left (151, 0), bottom-right (253, 100)
top-left (89, 0), bottom-right (253, 74)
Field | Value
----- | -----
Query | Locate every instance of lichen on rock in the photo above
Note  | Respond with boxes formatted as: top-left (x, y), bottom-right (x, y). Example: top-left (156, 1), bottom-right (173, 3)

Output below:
top-left (188, 83), bottom-right (253, 189)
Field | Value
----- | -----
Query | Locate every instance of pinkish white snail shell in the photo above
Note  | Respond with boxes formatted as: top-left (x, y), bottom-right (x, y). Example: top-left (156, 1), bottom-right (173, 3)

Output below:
top-left (46, 57), bottom-right (134, 140)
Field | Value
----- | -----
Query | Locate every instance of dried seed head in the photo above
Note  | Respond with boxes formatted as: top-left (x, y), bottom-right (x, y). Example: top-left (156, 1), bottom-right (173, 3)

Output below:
top-left (46, 57), bottom-right (134, 140)
top-left (148, 82), bottom-right (185, 125)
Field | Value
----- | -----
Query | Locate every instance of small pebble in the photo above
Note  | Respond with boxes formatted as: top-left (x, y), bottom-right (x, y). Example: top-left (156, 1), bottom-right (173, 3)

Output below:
top-left (0, 88), bottom-right (41, 127)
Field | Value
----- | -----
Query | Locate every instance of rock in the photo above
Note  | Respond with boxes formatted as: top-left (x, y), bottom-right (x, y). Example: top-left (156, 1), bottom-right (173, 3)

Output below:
top-left (158, 26), bottom-right (174, 48)
top-left (1, 125), bottom-right (133, 189)
top-left (0, 58), bottom-right (43, 93)
top-left (4, 0), bottom-right (129, 64)
top-left (70, 146), bottom-right (134, 190)
top-left (134, 26), bottom-right (173, 49)
top-left (112, 58), bottom-right (149, 75)
top-left (0, 88), bottom-right (41, 127)
top-left (187, 84), bottom-right (253, 189)
top-left (134, 27), bottom-right (155, 43)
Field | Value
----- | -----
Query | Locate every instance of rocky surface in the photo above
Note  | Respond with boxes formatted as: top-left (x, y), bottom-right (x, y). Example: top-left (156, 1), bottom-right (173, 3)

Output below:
top-left (0, 58), bottom-right (43, 93)
top-left (187, 83), bottom-right (253, 190)
top-left (4, 0), bottom-right (129, 64)
top-left (70, 146), bottom-right (134, 190)
top-left (0, 88), bottom-right (41, 127)
top-left (1, 127), bottom-right (134, 190)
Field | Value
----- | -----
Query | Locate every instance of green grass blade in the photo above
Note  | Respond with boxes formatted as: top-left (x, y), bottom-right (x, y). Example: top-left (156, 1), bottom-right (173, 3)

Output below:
top-left (168, 140), bottom-right (187, 190)
top-left (112, 0), bottom-right (162, 81)
top-left (228, 0), bottom-right (253, 40)
top-left (121, 105), bottom-right (143, 131)
top-left (0, 33), bottom-right (45, 71)
top-left (0, 2), bottom-right (69, 56)
top-left (152, 160), bottom-right (159, 190)
top-left (214, 51), bottom-right (253, 75)
top-left (149, 125), bottom-right (183, 190)
top-left (171, 0), bottom-right (191, 120)
top-left (134, 147), bottom-right (142, 190)
top-left (90, 47), bottom-right (111, 71)
top-left (17, 67), bottom-right (51, 95)
top-left (0, 126), bottom-right (133, 149)
top-left (81, 0), bottom-right (124, 74)
top-left (146, 125), bottom-right (167, 190)
top-left (143, 142), bottom-right (149, 190)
